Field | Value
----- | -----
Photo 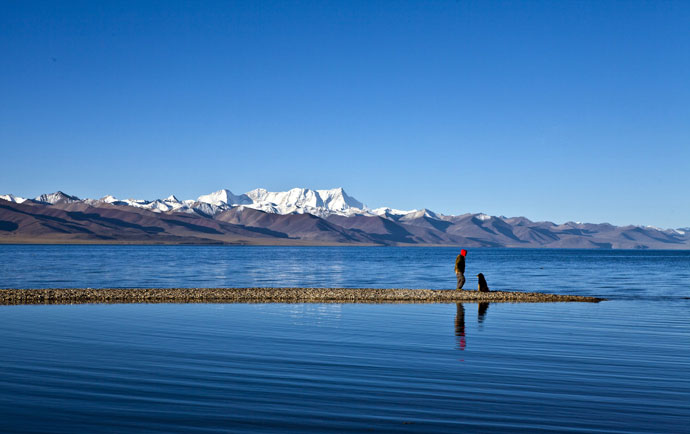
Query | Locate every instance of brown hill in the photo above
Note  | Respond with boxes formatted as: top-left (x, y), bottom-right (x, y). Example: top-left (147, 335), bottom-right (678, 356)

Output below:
top-left (0, 200), bottom-right (282, 244)
top-left (215, 207), bottom-right (378, 244)
top-left (1, 198), bottom-right (688, 248)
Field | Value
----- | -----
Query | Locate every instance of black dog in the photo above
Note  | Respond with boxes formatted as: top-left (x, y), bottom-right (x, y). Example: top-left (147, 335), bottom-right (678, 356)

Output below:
top-left (477, 273), bottom-right (490, 292)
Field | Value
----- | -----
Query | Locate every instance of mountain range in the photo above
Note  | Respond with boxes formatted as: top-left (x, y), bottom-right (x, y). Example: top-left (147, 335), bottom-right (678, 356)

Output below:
top-left (1, 188), bottom-right (688, 248)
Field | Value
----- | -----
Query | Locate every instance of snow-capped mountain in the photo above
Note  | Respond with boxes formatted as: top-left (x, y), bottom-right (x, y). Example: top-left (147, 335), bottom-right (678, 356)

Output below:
top-left (84, 193), bottom-right (190, 213)
top-left (371, 207), bottom-right (412, 218)
top-left (196, 187), bottom-right (368, 217)
top-left (1, 187), bottom-right (688, 249)
top-left (399, 208), bottom-right (442, 222)
top-left (197, 189), bottom-right (252, 207)
top-left (0, 194), bottom-right (27, 204)
top-left (35, 191), bottom-right (80, 204)
top-left (0, 187), bottom-right (375, 218)
top-left (2, 187), bottom-right (404, 218)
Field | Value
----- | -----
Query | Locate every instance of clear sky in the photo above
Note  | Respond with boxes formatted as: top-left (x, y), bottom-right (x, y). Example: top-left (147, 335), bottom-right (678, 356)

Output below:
top-left (1, 1), bottom-right (688, 228)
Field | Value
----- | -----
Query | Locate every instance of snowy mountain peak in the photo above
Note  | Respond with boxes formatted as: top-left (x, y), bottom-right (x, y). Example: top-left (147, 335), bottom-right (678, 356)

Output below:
top-left (99, 195), bottom-right (120, 203)
top-left (228, 187), bottom-right (367, 217)
top-left (0, 194), bottom-right (28, 204)
top-left (315, 187), bottom-right (364, 211)
top-left (246, 188), bottom-right (268, 200)
top-left (197, 189), bottom-right (251, 207)
top-left (35, 191), bottom-right (80, 204)
top-left (398, 208), bottom-right (441, 221)
top-left (165, 195), bottom-right (180, 203)
top-left (371, 207), bottom-right (414, 217)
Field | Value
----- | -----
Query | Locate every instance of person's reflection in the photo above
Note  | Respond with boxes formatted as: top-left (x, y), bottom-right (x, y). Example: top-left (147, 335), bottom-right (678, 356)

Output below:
top-left (454, 303), bottom-right (466, 350)
top-left (454, 302), bottom-right (491, 351)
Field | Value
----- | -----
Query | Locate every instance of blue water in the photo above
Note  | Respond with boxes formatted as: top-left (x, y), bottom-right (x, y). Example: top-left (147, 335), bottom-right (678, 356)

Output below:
top-left (2, 245), bottom-right (689, 299)
top-left (1, 246), bottom-right (689, 433)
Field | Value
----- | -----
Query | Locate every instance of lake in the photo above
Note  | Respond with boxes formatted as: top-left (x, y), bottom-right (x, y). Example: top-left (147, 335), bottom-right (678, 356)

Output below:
top-left (1, 246), bottom-right (689, 432)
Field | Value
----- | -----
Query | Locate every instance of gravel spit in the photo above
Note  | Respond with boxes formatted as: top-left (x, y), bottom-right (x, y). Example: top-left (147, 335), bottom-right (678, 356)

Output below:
top-left (0, 288), bottom-right (604, 305)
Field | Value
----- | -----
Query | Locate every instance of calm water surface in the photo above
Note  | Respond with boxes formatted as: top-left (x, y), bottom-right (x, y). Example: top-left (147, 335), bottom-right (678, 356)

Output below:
top-left (0, 246), bottom-right (689, 432)
top-left (2, 245), bottom-right (689, 299)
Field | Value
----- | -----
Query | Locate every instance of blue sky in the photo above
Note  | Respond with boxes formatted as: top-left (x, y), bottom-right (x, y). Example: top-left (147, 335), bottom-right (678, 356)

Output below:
top-left (1, 1), bottom-right (688, 228)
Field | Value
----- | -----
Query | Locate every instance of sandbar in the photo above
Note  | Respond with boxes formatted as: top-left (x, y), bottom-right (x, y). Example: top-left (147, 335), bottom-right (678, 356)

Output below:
top-left (0, 288), bottom-right (604, 305)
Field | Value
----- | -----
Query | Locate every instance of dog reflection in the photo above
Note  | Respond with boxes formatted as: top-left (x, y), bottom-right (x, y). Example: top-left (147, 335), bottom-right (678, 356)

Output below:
top-left (478, 302), bottom-right (489, 323)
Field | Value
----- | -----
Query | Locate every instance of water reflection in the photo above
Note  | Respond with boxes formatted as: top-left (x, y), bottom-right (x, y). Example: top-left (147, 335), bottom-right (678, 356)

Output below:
top-left (454, 303), bottom-right (490, 350)
top-left (454, 303), bottom-right (466, 350)
top-left (478, 302), bottom-right (489, 324)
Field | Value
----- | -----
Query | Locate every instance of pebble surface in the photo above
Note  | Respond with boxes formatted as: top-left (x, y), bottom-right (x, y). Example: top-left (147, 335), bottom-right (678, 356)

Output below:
top-left (0, 288), bottom-right (604, 305)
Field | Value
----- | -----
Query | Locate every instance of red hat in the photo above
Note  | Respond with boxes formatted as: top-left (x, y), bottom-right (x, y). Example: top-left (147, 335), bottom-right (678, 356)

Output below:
top-left (460, 249), bottom-right (467, 256)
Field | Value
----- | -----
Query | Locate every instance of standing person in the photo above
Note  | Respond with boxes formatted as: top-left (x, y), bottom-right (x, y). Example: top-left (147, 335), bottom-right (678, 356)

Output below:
top-left (455, 249), bottom-right (467, 290)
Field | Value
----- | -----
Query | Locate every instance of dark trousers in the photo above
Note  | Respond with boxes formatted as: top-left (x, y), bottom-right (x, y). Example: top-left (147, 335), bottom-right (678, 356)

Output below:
top-left (456, 272), bottom-right (465, 290)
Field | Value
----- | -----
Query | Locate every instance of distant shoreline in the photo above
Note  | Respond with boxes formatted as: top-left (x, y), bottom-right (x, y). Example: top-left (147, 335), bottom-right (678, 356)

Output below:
top-left (0, 288), bottom-right (605, 305)
top-left (1, 240), bottom-right (688, 250)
